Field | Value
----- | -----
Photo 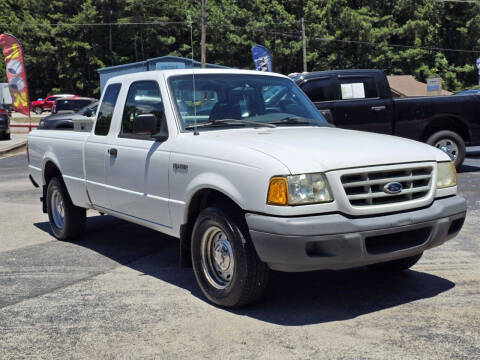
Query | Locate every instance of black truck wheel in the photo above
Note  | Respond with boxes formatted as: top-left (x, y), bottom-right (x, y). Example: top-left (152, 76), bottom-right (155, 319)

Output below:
top-left (46, 177), bottom-right (86, 240)
top-left (368, 253), bottom-right (423, 272)
top-left (33, 106), bottom-right (43, 115)
top-left (191, 205), bottom-right (270, 307)
top-left (427, 130), bottom-right (466, 167)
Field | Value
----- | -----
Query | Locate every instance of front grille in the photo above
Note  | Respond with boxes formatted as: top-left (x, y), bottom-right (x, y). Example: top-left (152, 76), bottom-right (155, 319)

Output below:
top-left (341, 166), bottom-right (433, 206)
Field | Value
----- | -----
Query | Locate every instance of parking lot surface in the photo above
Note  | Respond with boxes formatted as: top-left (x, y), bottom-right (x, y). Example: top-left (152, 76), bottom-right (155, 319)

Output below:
top-left (0, 151), bottom-right (479, 359)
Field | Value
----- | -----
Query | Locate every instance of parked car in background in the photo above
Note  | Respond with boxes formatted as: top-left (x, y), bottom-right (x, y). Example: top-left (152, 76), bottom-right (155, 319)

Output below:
top-left (0, 104), bottom-right (10, 140)
top-left (31, 94), bottom-right (77, 114)
top-left (0, 83), bottom-right (12, 113)
top-left (51, 97), bottom-right (96, 115)
top-left (38, 101), bottom-right (98, 130)
top-left (291, 69), bottom-right (480, 166)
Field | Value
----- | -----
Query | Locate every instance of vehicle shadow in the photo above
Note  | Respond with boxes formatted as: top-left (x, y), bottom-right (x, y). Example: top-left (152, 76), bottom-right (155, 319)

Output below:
top-left (34, 215), bottom-right (455, 326)
top-left (458, 163), bottom-right (480, 173)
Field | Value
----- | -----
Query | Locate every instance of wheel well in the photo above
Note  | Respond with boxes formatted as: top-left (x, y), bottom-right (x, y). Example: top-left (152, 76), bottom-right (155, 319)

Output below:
top-left (43, 161), bottom-right (62, 186)
top-left (422, 118), bottom-right (471, 143)
top-left (179, 189), bottom-right (244, 267)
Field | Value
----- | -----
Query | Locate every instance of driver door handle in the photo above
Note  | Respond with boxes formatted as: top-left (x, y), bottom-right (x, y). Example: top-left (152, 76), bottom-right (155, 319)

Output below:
top-left (371, 105), bottom-right (386, 111)
top-left (108, 148), bottom-right (118, 157)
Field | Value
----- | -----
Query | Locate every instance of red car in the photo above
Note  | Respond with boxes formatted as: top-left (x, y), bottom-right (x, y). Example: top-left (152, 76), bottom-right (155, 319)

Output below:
top-left (31, 94), bottom-right (77, 114)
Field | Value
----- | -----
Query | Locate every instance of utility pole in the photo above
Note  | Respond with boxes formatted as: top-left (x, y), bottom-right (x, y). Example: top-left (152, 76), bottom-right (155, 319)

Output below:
top-left (201, 0), bottom-right (206, 68)
top-left (109, 9), bottom-right (113, 53)
top-left (301, 17), bottom-right (307, 73)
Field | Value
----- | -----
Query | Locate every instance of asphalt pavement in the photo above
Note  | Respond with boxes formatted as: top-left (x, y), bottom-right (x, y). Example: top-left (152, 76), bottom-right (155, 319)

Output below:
top-left (0, 151), bottom-right (479, 359)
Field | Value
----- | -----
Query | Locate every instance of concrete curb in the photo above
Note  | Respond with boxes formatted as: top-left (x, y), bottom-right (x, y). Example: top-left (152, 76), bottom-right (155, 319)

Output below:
top-left (0, 140), bottom-right (27, 155)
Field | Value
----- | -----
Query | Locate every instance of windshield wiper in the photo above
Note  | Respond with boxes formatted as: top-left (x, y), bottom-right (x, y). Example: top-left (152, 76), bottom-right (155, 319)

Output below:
top-left (185, 118), bottom-right (276, 130)
top-left (268, 116), bottom-right (314, 125)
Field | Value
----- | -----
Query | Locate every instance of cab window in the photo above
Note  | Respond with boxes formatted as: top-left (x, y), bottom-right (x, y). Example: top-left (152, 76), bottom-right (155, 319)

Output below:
top-left (338, 77), bottom-right (378, 100)
top-left (300, 78), bottom-right (333, 102)
top-left (119, 81), bottom-right (166, 140)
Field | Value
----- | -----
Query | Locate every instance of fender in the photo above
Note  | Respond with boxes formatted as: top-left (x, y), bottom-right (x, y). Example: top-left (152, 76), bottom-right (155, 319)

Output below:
top-left (182, 172), bottom-right (246, 224)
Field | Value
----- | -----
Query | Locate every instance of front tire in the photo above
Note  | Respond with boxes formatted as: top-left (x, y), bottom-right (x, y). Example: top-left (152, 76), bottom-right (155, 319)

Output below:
top-left (33, 106), bottom-right (43, 115)
top-left (368, 253), bottom-right (423, 272)
top-left (191, 205), bottom-right (270, 307)
top-left (46, 177), bottom-right (86, 240)
top-left (427, 130), bottom-right (466, 167)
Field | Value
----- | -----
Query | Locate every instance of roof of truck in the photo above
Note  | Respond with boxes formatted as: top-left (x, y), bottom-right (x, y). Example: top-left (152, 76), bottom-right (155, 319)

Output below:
top-left (289, 69), bottom-right (385, 82)
top-left (105, 68), bottom-right (290, 86)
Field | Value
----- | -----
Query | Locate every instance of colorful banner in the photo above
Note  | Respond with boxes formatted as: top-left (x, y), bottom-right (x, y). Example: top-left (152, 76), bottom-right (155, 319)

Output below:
top-left (251, 45), bottom-right (272, 72)
top-left (0, 34), bottom-right (30, 116)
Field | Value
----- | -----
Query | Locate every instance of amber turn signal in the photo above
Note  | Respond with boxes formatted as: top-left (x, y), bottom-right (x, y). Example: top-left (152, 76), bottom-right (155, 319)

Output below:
top-left (267, 177), bottom-right (288, 205)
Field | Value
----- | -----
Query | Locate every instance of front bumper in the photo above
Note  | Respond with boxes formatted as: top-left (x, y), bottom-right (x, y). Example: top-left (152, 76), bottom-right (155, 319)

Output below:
top-left (246, 196), bottom-right (467, 272)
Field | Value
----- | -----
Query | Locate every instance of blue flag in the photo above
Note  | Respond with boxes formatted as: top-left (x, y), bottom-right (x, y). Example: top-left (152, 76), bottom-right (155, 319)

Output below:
top-left (251, 45), bottom-right (272, 72)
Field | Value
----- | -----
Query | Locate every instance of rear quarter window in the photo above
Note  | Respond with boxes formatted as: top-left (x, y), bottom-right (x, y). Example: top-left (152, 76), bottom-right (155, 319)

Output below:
top-left (94, 84), bottom-right (121, 136)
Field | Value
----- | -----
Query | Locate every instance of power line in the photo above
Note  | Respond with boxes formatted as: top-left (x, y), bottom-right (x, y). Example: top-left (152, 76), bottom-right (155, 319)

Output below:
top-left (0, 18), bottom-right (478, 54)
top-left (308, 35), bottom-right (480, 54)
top-left (0, 21), bottom-right (192, 27)
top-left (239, 27), bottom-right (480, 54)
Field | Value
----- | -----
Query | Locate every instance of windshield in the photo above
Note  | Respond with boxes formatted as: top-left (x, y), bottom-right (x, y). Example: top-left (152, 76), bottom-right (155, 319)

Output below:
top-left (169, 74), bottom-right (327, 131)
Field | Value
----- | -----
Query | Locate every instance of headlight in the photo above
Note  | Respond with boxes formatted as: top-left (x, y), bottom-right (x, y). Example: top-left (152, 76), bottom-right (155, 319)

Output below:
top-left (267, 173), bottom-right (333, 206)
top-left (39, 120), bottom-right (45, 127)
top-left (437, 161), bottom-right (457, 189)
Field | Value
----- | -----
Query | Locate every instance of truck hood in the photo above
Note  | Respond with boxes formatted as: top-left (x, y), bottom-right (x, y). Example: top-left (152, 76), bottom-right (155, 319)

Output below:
top-left (201, 126), bottom-right (447, 173)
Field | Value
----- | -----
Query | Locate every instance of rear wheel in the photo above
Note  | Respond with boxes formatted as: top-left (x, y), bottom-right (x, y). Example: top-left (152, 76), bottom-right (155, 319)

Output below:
top-left (191, 205), bottom-right (270, 307)
top-left (368, 253), bottom-right (423, 272)
top-left (46, 177), bottom-right (86, 240)
top-left (33, 106), bottom-right (43, 115)
top-left (427, 130), bottom-right (466, 167)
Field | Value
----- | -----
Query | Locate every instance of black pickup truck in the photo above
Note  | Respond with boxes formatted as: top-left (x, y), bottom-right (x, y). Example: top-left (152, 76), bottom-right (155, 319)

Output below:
top-left (290, 69), bottom-right (480, 166)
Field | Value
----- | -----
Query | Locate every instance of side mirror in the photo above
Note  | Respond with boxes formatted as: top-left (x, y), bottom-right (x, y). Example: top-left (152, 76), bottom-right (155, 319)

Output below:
top-left (133, 113), bottom-right (158, 135)
top-left (84, 109), bottom-right (92, 117)
top-left (318, 108), bottom-right (334, 123)
top-left (152, 131), bottom-right (168, 142)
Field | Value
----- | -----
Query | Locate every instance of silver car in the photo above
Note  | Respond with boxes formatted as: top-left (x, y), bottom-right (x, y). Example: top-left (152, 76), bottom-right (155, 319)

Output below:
top-left (38, 101), bottom-right (98, 130)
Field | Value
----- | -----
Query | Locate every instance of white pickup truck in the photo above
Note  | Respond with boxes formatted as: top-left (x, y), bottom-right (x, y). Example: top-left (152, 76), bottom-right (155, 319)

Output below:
top-left (27, 69), bottom-right (466, 307)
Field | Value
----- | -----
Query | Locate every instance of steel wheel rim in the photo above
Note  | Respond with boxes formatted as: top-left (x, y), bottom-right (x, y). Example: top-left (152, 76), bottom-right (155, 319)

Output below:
top-left (200, 226), bottom-right (234, 290)
top-left (435, 139), bottom-right (458, 161)
top-left (51, 189), bottom-right (65, 229)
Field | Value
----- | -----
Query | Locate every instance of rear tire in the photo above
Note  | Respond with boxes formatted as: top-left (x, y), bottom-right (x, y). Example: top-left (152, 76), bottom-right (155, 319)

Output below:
top-left (426, 130), bottom-right (466, 167)
top-left (191, 205), bottom-right (270, 307)
top-left (46, 177), bottom-right (86, 240)
top-left (33, 106), bottom-right (43, 115)
top-left (368, 253), bottom-right (423, 272)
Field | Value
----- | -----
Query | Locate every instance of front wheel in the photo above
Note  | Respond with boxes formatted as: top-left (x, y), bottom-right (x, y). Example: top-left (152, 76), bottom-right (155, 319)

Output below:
top-left (191, 205), bottom-right (270, 307)
top-left (367, 253), bottom-right (423, 272)
top-left (46, 177), bottom-right (86, 240)
top-left (427, 130), bottom-right (466, 167)
top-left (33, 106), bottom-right (43, 115)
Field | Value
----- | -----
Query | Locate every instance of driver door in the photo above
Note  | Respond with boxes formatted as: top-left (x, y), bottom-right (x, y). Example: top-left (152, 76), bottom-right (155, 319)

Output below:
top-left (105, 80), bottom-right (172, 228)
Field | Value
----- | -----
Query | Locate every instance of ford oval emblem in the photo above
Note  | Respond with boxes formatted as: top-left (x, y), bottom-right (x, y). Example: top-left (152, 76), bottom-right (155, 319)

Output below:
top-left (384, 182), bottom-right (403, 194)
